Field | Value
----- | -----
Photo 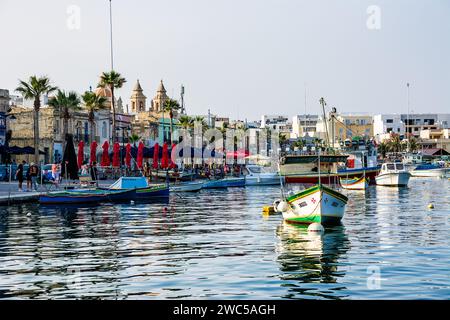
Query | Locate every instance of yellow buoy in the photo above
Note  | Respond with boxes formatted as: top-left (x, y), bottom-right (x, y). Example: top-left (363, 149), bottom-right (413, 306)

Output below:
top-left (428, 203), bottom-right (435, 209)
top-left (262, 206), bottom-right (276, 214)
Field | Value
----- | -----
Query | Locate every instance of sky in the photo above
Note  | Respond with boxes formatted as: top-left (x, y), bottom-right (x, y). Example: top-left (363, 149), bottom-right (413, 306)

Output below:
top-left (1, 0), bottom-right (449, 120)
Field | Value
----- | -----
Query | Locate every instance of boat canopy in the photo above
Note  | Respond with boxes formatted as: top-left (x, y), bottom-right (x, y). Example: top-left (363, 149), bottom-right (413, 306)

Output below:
top-left (109, 177), bottom-right (148, 189)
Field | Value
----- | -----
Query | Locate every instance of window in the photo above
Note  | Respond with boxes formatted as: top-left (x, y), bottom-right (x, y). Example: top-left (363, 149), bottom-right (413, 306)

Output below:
top-left (386, 119), bottom-right (393, 123)
top-left (387, 128), bottom-right (393, 132)
top-left (102, 121), bottom-right (107, 138)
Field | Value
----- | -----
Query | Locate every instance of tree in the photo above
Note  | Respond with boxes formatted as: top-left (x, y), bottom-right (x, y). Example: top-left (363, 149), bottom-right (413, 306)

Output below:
top-left (377, 141), bottom-right (388, 158)
top-left (49, 90), bottom-right (81, 149)
top-left (97, 71), bottom-right (126, 142)
top-left (387, 134), bottom-right (402, 153)
top-left (162, 98), bottom-right (181, 144)
top-left (81, 91), bottom-right (108, 144)
top-left (16, 76), bottom-right (58, 164)
top-left (279, 132), bottom-right (288, 151)
top-left (129, 134), bottom-right (141, 146)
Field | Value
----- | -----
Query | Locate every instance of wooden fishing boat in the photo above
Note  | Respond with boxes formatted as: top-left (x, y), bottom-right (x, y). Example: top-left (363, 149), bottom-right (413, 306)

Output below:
top-left (339, 175), bottom-right (368, 190)
top-left (278, 184), bottom-right (348, 226)
top-left (106, 177), bottom-right (169, 199)
top-left (39, 188), bottom-right (136, 205)
top-left (170, 181), bottom-right (203, 192)
top-left (202, 177), bottom-right (245, 189)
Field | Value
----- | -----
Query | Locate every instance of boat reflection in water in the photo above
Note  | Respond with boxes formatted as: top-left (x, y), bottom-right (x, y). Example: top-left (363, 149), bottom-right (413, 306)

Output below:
top-left (276, 222), bottom-right (350, 299)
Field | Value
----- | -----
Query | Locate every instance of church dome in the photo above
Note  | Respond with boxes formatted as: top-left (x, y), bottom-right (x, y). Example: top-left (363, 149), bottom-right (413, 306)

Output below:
top-left (95, 87), bottom-right (113, 98)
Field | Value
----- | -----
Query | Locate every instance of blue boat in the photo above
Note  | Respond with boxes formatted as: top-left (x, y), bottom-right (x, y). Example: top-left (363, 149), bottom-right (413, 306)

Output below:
top-left (39, 188), bottom-right (136, 205)
top-left (202, 177), bottom-right (246, 189)
top-left (106, 177), bottom-right (170, 200)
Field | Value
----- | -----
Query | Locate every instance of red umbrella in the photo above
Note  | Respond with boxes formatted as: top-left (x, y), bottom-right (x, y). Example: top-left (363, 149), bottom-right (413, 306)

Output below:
top-left (137, 141), bottom-right (144, 169)
top-left (152, 143), bottom-right (159, 169)
top-left (125, 143), bottom-right (132, 168)
top-left (77, 141), bottom-right (84, 169)
top-left (101, 141), bottom-right (110, 167)
top-left (169, 143), bottom-right (177, 169)
top-left (112, 142), bottom-right (120, 167)
top-left (90, 141), bottom-right (97, 165)
top-left (161, 143), bottom-right (169, 169)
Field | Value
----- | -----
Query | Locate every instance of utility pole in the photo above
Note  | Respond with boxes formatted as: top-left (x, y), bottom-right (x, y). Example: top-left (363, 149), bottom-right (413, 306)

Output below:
top-left (180, 85), bottom-right (185, 114)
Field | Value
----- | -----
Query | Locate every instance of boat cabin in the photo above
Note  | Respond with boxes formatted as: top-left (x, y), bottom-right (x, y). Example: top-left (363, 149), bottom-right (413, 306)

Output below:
top-left (380, 163), bottom-right (406, 173)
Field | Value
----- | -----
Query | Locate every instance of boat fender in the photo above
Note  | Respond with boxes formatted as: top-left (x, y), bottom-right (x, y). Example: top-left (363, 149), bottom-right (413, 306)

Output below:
top-left (276, 201), bottom-right (289, 213)
top-left (308, 223), bottom-right (324, 233)
top-left (273, 200), bottom-right (281, 212)
top-left (428, 203), bottom-right (434, 209)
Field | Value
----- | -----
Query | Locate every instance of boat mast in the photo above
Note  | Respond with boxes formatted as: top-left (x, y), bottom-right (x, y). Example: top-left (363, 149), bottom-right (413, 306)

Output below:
top-left (320, 98), bottom-right (329, 154)
top-left (406, 83), bottom-right (410, 153)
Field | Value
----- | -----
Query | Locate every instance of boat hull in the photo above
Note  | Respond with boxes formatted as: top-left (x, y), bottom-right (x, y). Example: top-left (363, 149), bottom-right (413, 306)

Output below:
top-left (134, 185), bottom-right (170, 199)
top-left (202, 177), bottom-right (245, 189)
top-left (340, 176), bottom-right (368, 190)
top-left (284, 167), bottom-right (379, 185)
top-left (39, 189), bottom-right (136, 205)
top-left (375, 172), bottom-right (410, 186)
top-left (245, 175), bottom-right (282, 186)
top-left (282, 185), bottom-right (347, 226)
top-left (170, 181), bottom-right (203, 192)
top-left (410, 168), bottom-right (447, 178)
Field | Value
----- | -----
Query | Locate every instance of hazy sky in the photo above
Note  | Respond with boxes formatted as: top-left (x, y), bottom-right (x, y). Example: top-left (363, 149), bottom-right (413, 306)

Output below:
top-left (1, 0), bottom-right (449, 120)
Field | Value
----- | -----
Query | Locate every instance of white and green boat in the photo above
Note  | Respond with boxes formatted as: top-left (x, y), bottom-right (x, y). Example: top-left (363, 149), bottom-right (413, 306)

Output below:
top-left (279, 184), bottom-right (348, 226)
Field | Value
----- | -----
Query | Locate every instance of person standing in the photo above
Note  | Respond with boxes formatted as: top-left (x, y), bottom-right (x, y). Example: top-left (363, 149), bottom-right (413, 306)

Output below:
top-left (90, 161), bottom-right (98, 187)
top-left (15, 160), bottom-right (25, 192)
top-left (29, 162), bottom-right (39, 191)
top-left (25, 163), bottom-right (32, 191)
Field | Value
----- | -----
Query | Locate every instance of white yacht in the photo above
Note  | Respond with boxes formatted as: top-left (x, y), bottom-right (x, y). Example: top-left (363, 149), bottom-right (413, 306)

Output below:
top-left (376, 163), bottom-right (411, 187)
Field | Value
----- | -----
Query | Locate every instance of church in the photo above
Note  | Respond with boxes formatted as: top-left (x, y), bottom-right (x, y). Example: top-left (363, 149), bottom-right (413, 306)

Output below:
top-left (129, 79), bottom-right (182, 144)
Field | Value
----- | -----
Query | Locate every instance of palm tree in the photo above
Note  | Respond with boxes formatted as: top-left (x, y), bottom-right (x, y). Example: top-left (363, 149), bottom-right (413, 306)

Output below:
top-left (162, 98), bottom-right (181, 143)
top-left (387, 134), bottom-right (402, 153)
top-left (49, 90), bottom-right (81, 149)
top-left (377, 141), bottom-right (388, 159)
top-left (129, 134), bottom-right (141, 146)
top-left (81, 91), bottom-right (108, 144)
top-left (16, 76), bottom-right (58, 164)
top-left (178, 115), bottom-right (193, 129)
top-left (279, 132), bottom-right (288, 151)
top-left (97, 71), bottom-right (126, 142)
top-left (409, 137), bottom-right (419, 152)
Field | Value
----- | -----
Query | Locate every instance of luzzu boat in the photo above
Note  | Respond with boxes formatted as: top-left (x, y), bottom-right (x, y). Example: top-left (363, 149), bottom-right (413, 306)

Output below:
top-left (106, 177), bottom-right (169, 199)
top-left (339, 176), bottom-right (368, 190)
top-left (278, 184), bottom-right (348, 226)
top-left (202, 177), bottom-right (246, 189)
top-left (39, 188), bottom-right (136, 205)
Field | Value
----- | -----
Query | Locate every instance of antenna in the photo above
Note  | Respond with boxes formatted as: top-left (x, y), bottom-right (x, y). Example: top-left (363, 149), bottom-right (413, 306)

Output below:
top-left (406, 83), bottom-right (410, 153)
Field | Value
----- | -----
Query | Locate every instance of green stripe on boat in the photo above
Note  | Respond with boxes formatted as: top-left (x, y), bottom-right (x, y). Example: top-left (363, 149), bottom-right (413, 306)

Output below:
top-left (286, 184), bottom-right (348, 203)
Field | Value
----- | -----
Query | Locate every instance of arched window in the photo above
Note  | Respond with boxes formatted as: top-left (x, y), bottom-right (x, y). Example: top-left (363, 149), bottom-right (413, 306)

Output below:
top-left (102, 121), bottom-right (107, 138)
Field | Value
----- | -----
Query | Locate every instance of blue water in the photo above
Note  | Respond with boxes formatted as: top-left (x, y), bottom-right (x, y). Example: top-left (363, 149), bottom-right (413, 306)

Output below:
top-left (0, 178), bottom-right (449, 299)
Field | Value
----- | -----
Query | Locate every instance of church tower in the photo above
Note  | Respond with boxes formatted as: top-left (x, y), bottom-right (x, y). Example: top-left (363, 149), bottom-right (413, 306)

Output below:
top-left (151, 80), bottom-right (168, 113)
top-left (130, 79), bottom-right (147, 113)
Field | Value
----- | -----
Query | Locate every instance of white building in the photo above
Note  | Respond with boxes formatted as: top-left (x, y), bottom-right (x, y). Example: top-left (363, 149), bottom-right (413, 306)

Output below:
top-left (291, 114), bottom-right (319, 139)
top-left (373, 114), bottom-right (405, 142)
top-left (260, 114), bottom-right (292, 137)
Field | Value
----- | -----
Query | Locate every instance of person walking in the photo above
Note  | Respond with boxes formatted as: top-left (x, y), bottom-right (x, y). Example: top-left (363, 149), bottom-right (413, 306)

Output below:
top-left (90, 161), bottom-right (98, 187)
top-left (15, 160), bottom-right (25, 192)
top-left (29, 162), bottom-right (39, 191)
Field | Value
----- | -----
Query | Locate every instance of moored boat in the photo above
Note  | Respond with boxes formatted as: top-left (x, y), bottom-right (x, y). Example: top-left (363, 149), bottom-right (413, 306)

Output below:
top-left (277, 184), bottom-right (348, 226)
top-left (339, 175), bottom-right (368, 190)
top-left (39, 188), bottom-right (136, 205)
top-left (202, 177), bottom-right (246, 189)
top-left (107, 177), bottom-right (169, 199)
top-left (410, 164), bottom-right (447, 178)
top-left (170, 181), bottom-right (203, 192)
top-left (375, 163), bottom-right (410, 187)
top-left (243, 165), bottom-right (282, 186)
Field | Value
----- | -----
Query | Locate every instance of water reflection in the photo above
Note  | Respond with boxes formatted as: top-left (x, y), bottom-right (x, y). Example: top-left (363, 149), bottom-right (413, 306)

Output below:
top-left (276, 222), bottom-right (350, 299)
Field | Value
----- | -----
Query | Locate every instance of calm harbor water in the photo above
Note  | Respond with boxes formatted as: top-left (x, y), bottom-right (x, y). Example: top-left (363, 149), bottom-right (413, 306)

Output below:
top-left (0, 178), bottom-right (449, 299)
